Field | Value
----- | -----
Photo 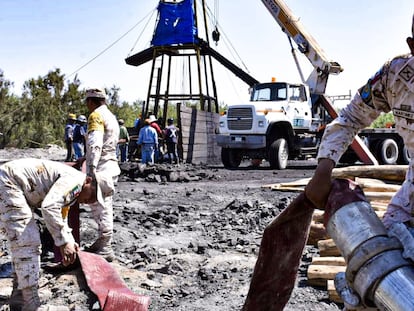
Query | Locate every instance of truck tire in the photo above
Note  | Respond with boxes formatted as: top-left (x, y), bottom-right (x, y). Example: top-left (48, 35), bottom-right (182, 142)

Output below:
top-left (377, 138), bottom-right (399, 165)
top-left (399, 145), bottom-right (411, 164)
top-left (268, 138), bottom-right (288, 169)
top-left (221, 148), bottom-right (242, 169)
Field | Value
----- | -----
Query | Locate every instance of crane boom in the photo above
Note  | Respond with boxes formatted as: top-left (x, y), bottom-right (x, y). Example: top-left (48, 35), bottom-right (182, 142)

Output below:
top-left (260, 0), bottom-right (377, 165)
top-left (261, 0), bottom-right (343, 94)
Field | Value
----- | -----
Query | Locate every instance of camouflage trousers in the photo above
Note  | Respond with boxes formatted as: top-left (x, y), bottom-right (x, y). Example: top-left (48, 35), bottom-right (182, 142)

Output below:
top-left (0, 173), bottom-right (41, 289)
top-left (88, 175), bottom-right (117, 240)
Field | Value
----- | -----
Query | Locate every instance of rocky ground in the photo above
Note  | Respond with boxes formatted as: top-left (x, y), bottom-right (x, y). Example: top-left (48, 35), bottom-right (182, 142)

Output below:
top-left (0, 145), bottom-right (343, 310)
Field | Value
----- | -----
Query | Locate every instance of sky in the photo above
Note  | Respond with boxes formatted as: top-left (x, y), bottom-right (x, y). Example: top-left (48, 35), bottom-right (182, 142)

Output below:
top-left (1, 0), bottom-right (413, 108)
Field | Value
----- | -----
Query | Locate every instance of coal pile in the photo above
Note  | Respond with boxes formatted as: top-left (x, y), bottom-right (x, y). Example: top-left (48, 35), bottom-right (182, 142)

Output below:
top-left (0, 147), bottom-right (342, 310)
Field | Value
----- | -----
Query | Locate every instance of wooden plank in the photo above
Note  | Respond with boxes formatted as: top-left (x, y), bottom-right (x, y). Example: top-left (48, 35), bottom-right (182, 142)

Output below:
top-left (263, 178), bottom-right (311, 189)
top-left (178, 104), bottom-right (220, 165)
top-left (355, 177), bottom-right (386, 184)
top-left (270, 186), bottom-right (304, 192)
top-left (327, 279), bottom-right (342, 303)
top-left (332, 165), bottom-right (407, 182)
top-left (184, 146), bottom-right (212, 153)
top-left (180, 138), bottom-right (210, 145)
top-left (312, 210), bottom-right (324, 223)
top-left (318, 239), bottom-right (341, 257)
top-left (364, 192), bottom-right (395, 203)
top-left (307, 222), bottom-right (329, 246)
top-left (311, 257), bottom-right (346, 266)
top-left (307, 264), bottom-right (346, 287)
top-left (370, 201), bottom-right (388, 211)
top-left (356, 180), bottom-right (401, 193)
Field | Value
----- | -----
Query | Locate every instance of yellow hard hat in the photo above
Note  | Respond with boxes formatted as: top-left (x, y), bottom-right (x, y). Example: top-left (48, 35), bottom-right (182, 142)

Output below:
top-left (68, 113), bottom-right (76, 120)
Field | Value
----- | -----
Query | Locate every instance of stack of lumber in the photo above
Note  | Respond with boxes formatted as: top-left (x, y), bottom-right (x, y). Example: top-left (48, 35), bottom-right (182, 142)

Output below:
top-left (263, 164), bottom-right (407, 304)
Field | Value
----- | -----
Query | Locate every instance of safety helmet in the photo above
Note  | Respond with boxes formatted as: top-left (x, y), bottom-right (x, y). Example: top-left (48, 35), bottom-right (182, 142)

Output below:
top-left (77, 115), bottom-right (87, 123)
top-left (118, 119), bottom-right (125, 125)
top-left (68, 113), bottom-right (76, 121)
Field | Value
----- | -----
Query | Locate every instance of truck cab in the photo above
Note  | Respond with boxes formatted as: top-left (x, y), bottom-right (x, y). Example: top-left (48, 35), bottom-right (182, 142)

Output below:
top-left (217, 81), bottom-right (321, 169)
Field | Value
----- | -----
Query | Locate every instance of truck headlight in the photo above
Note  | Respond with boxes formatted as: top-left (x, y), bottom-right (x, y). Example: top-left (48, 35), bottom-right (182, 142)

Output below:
top-left (258, 120), bottom-right (265, 127)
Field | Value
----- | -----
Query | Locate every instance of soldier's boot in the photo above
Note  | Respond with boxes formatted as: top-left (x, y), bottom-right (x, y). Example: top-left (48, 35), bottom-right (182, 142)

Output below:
top-left (21, 286), bottom-right (41, 311)
top-left (84, 236), bottom-right (115, 262)
top-left (9, 273), bottom-right (23, 311)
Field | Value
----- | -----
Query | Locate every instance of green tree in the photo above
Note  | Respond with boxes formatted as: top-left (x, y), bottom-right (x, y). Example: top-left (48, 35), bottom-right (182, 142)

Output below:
top-left (0, 70), bottom-right (20, 148)
top-left (0, 68), bottom-right (146, 148)
top-left (370, 112), bottom-right (395, 129)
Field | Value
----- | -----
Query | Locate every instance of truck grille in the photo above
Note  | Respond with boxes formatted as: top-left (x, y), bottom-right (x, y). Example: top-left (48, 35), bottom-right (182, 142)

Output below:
top-left (227, 108), bottom-right (253, 130)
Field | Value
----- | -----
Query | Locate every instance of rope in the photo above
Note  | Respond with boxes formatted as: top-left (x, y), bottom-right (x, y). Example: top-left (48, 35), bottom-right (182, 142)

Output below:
top-left (67, 6), bottom-right (157, 79)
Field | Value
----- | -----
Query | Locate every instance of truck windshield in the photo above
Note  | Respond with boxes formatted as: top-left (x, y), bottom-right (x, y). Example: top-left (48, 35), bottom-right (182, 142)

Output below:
top-left (251, 83), bottom-right (287, 101)
top-left (250, 83), bottom-right (306, 102)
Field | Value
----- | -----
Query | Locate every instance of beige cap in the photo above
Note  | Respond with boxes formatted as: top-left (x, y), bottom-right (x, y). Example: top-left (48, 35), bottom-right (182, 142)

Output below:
top-left (95, 172), bottom-right (114, 207)
top-left (85, 88), bottom-right (106, 99)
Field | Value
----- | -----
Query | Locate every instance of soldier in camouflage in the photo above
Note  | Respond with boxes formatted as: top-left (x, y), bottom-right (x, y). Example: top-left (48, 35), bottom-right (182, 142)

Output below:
top-left (306, 14), bottom-right (414, 230)
top-left (84, 88), bottom-right (120, 262)
top-left (0, 158), bottom-right (98, 311)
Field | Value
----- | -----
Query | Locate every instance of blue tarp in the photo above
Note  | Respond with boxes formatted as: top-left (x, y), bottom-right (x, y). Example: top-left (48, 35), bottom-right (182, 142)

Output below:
top-left (151, 0), bottom-right (198, 46)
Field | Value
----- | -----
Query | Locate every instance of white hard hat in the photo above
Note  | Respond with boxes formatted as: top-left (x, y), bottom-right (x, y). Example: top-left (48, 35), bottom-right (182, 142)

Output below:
top-left (77, 115), bottom-right (87, 123)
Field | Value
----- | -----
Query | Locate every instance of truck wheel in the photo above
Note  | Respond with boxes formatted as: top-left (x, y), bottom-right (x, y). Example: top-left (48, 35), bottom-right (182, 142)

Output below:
top-left (377, 139), bottom-right (398, 165)
top-left (268, 138), bottom-right (288, 169)
top-left (398, 145), bottom-right (411, 164)
top-left (221, 148), bottom-right (242, 169)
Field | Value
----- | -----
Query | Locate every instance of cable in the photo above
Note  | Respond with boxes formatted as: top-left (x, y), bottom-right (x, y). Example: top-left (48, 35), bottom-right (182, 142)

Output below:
top-left (67, 6), bottom-right (157, 79)
top-left (204, 3), bottom-right (251, 74)
top-left (127, 8), bottom-right (157, 57)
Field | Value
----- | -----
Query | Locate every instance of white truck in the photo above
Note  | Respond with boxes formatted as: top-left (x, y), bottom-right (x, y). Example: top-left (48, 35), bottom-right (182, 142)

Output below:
top-left (217, 80), bottom-right (324, 169)
top-left (216, 0), bottom-right (407, 169)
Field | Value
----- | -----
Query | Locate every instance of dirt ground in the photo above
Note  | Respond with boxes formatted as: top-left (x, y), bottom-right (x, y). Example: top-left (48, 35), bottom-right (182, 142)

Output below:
top-left (0, 145), bottom-right (343, 310)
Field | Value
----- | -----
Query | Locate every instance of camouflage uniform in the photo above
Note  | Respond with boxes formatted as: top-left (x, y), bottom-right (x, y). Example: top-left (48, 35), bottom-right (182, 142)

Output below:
top-left (317, 54), bottom-right (414, 228)
top-left (86, 104), bottom-right (120, 250)
top-left (0, 158), bottom-right (85, 290)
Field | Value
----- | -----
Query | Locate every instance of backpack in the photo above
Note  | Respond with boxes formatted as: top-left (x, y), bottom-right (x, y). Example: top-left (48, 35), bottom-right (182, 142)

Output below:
top-left (73, 125), bottom-right (85, 143)
top-left (165, 127), bottom-right (177, 143)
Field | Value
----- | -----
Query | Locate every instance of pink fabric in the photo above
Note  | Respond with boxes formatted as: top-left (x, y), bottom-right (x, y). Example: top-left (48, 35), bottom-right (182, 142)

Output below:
top-left (78, 250), bottom-right (150, 311)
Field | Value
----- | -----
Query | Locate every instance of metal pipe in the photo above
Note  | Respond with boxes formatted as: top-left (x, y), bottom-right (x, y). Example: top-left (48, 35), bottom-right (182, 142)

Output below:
top-left (325, 179), bottom-right (414, 310)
